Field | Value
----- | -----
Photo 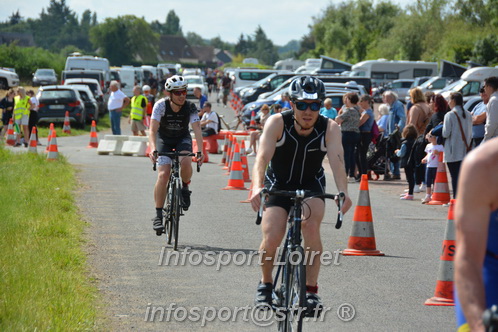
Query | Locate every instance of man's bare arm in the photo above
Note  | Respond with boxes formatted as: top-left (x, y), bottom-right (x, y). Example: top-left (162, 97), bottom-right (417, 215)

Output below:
top-left (148, 120), bottom-right (160, 163)
top-left (191, 121), bottom-right (205, 164)
top-left (250, 114), bottom-right (282, 212)
top-left (325, 119), bottom-right (352, 214)
top-left (455, 143), bottom-right (498, 331)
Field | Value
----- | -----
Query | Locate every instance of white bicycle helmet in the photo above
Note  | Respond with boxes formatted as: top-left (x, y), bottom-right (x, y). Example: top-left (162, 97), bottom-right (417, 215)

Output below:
top-left (142, 85), bottom-right (151, 91)
top-left (164, 75), bottom-right (187, 91)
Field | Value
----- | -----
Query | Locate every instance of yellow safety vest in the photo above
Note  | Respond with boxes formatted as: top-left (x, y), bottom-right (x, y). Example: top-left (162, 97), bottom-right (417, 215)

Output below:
top-left (13, 95), bottom-right (30, 120)
top-left (130, 95), bottom-right (147, 121)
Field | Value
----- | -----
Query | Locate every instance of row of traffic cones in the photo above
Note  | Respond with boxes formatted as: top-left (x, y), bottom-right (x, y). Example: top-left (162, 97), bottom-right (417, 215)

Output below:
top-left (221, 132), bottom-right (251, 190)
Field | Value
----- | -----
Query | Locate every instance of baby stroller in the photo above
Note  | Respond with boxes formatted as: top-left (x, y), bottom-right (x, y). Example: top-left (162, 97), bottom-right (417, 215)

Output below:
top-left (367, 129), bottom-right (401, 180)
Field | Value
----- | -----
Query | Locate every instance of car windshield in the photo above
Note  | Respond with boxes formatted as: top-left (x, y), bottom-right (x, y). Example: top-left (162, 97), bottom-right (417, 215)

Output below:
top-left (36, 69), bottom-right (54, 76)
top-left (40, 90), bottom-right (75, 100)
top-left (186, 77), bottom-right (203, 85)
top-left (440, 80), bottom-right (464, 93)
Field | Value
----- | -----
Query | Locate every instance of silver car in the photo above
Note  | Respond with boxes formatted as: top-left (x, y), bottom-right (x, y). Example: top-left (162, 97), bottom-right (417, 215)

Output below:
top-left (32, 68), bottom-right (57, 86)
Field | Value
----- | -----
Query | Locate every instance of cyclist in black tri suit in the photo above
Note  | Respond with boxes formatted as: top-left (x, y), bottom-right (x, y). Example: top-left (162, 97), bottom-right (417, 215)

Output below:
top-left (149, 75), bottom-right (204, 233)
top-left (250, 76), bottom-right (353, 311)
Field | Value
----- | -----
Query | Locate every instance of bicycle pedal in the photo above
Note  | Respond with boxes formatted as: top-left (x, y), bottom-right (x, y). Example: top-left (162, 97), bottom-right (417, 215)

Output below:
top-left (156, 230), bottom-right (163, 236)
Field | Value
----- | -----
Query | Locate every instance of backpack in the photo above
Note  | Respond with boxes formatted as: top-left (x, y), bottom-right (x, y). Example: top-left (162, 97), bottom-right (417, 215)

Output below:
top-left (412, 134), bottom-right (429, 166)
top-left (371, 121), bottom-right (380, 144)
top-left (215, 112), bottom-right (222, 133)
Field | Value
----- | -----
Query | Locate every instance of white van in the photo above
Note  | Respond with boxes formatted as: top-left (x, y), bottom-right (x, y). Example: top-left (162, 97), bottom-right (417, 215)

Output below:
top-left (441, 66), bottom-right (498, 102)
top-left (231, 68), bottom-right (278, 90)
top-left (350, 59), bottom-right (438, 86)
top-left (116, 67), bottom-right (136, 97)
top-left (274, 58), bottom-right (305, 71)
top-left (64, 55), bottom-right (110, 86)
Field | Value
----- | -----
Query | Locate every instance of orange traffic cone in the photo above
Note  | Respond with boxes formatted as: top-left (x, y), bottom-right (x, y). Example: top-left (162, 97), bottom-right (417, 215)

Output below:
top-left (425, 199), bottom-right (456, 306)
top-left (219, 135), bottom-right (228, 166)
top-left (5, 118), bottom-right (16, 146)
top-left (240, 140), bottom-right (251, 182)
top-left (46, 130), bottom-right (59, 161)
top-left (226, 136), bottom-right (238, 175)
top-left (87, 120), bottom-right (98, 148)
top-left (192, 141), bottom-right (209, 163)
top-left (46, 123), bottom-right (54, 151)
top-left (427, 153), bottom-right (451, 205)
top-left (223, 142), bottom-right (248, 190)
top-left (28, 126), bottom-right (37, 153)
top-left (223, 133), bottom-right (233, 170)
top-left (249, 111), bottom-right (256, 130)
top-left (63, 111), bottom-right (71, 134)
top-left (343, 174), bottom-right (384, 256)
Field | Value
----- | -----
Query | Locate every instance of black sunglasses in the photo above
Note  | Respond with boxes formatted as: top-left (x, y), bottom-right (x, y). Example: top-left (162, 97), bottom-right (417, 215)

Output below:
top-left (295, 101), bottom-right (321, 112)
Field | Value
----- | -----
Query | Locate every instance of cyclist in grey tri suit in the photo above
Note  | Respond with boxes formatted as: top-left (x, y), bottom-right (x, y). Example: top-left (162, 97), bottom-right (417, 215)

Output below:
top-left (149, 75), bottom-right (204, 233)
top-left (250, 76), bottom-right (352, 311)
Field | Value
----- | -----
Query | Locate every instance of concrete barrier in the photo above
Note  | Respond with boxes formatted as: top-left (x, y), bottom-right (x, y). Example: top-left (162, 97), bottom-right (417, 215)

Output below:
top-left (97, 135), bottom-right (129, 155)
top-left (121, 136), bottom-right (148, 156)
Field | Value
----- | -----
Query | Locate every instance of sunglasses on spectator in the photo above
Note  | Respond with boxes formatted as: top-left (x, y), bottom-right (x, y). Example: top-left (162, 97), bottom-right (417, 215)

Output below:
top-left (172, 90), bottom-right (187, 96)
top-left (295, 101), bottom-right (321, 112)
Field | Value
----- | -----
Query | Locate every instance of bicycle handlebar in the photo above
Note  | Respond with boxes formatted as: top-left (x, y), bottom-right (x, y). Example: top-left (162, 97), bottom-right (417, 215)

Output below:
top-left (483, 305), bottom-right (498, 331)
top-left (255, 189), bottom-right (345, 229)
top-left (152, 151), bottom-right (201, 172)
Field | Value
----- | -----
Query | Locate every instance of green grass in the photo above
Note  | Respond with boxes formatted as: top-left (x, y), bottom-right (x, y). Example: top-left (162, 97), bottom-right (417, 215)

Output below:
top-left (0, 147), bottom-right (101, 330)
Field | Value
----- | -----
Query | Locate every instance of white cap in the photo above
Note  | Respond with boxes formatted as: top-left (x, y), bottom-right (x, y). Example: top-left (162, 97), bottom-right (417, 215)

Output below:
top-left (143, 85), bottom-right (151, 91)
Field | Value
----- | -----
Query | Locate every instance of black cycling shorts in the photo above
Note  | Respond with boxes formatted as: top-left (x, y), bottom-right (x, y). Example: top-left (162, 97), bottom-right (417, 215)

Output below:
top-left (263, 175), bottom-right (326, 214)
top-left (156, 133), bottom-right (192, 165)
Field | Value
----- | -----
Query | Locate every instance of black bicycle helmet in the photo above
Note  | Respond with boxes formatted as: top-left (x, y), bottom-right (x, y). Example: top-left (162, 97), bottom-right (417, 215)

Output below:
top-left (164, 75), bottom-right (188, 91)
top-left (288, 76), bottom-right (325, 101)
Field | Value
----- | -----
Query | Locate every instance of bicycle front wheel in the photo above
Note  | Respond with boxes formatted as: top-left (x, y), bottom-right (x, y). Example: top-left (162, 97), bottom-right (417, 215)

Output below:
top-left (282, 246), bottom-right (306, 332)
top-left (165, 181), bottom-right (174, 245)
top-left (172, 181), bottom-right (182, 251)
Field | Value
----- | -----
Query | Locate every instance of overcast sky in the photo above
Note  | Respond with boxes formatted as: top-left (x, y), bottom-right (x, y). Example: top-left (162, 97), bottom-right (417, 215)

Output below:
top-left (1, 0), bottom-right (411, 46)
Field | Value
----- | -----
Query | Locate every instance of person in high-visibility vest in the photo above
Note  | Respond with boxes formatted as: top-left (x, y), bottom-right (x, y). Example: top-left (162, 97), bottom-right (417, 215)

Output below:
top-left (128, 86), bottom-right (147, 136)
top-left (13, 87), bottom-right (32, 147)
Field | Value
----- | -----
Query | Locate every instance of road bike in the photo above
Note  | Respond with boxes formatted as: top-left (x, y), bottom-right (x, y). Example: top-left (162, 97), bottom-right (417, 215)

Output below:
top-left (256, 189), bottom-right (345, 332)
top-left (219, 112), bottom-right (246, 131)
top-left (153, 150), bottom-right (200, 250)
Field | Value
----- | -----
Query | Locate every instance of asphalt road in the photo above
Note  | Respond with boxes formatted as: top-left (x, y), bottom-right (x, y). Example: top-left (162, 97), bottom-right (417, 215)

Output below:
top-left (29, 94), bottom-right (456, 331)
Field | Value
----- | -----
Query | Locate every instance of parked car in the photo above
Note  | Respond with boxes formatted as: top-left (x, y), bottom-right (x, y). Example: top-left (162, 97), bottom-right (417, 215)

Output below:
top-left (464, 96), bottom-right (483, 114)
top-left (184, 75), bottom-right (208, 98)
top-left (36, 85), bottom-right (86, 129)
top-left (32, 68), bottom-right (58, 86)
top-left (66, 84), bottom-right (99, 123)
top-left (373, 79), bottom-right (414, 103)
top-left (62, 70), bottom-right (106, 92)
top-left (240, 72), bottom-right (296, 105)
top-left (0, 67), bottom-right (20, 89)
top-left (410, 76), bottom-right (431, 88)
top-left (63, 78), bottom-right (105, 115)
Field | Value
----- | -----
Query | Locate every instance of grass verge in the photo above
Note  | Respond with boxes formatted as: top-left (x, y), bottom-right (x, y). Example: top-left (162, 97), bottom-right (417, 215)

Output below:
top-left (0, 146), bottom-right (99, 330)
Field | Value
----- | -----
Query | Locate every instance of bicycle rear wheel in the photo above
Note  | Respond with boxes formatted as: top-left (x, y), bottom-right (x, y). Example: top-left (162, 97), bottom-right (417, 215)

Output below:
top-left (172, 181), bottom-right (182, 251)
top-left (280, 246), bottom-right (306, 332)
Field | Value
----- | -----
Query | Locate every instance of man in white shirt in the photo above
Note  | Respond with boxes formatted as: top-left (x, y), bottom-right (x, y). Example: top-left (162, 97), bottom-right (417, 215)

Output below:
top-left (483, 76), bottom-right (498, 142)
top-left (199, 102), bottom-right (219, 137)
top-left (107, 81), bottom-right (130, 135)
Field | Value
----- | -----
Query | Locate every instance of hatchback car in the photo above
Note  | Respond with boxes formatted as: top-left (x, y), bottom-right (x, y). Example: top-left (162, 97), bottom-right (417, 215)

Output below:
top-left (36, 85), bottom-right (86, 129)
top-left (32, 68), bottom-right (57, 86)
top-left (184, 75), bottom-right (208, 97)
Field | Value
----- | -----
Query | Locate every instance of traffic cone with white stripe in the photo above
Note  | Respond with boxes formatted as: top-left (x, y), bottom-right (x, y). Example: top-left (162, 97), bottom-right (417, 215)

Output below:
top-left (249, 111), bottom-right (256, 130)
top-left (223, 133), bottom-right (233, 170)
top-left (425, 199), bottom-right (456, 306)
top-left (342, 174), bottom-right (384, 256)
top-left (46, 130), bottom-right (59, 161)
top-left (87, 120), bottom-right (98, 148)
top-left (427, 153), bottom-right (451, 205)
top-left (5, 118), bottom-right (16, 146)
top-left (226, 135), bottom-right (238, 175)
top-left (28, 126), bottom-right (38, 153)
top-left (240, 140), bottom-right (251, 182)
top-left (46, 123), bottom-right (54, 151)
top-left (223, 142), bottom-right (248, 190)
top-left (63, 111), bottom-right (71, 134)
top-left (219, 135), bottom-right (228, 166)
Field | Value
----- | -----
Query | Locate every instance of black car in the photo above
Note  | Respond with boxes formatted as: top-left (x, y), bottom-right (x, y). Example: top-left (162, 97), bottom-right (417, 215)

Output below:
top-left (37, 85), bottom-right (87, 129)
top-left (32, 68), bottom-right (57, 86)
top-left (240, 73), bottom-right (296, 105)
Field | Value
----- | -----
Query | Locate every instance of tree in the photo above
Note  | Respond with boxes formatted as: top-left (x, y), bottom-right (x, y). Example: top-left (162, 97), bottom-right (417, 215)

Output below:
top-left (250, 26), bottom-right (279, 66)
top-left (164, 10), bottom-right (182, 35)
top-left (90, 16), bottom-right (159, 65)
top-left (9, 10), bottom-right (23, 25)
top-left (185, 32), bottom-right (205, 46)
top-left (472, 34), bottom-right (498, 65)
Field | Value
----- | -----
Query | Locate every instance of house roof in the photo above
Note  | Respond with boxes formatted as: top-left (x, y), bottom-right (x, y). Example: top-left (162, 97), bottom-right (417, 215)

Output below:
top-left (0, 32), bottom-right (35, 47)
top-left (158, 35), bottom-right (198, 63)
top-left (191, 45), bottom-right (215, 63)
